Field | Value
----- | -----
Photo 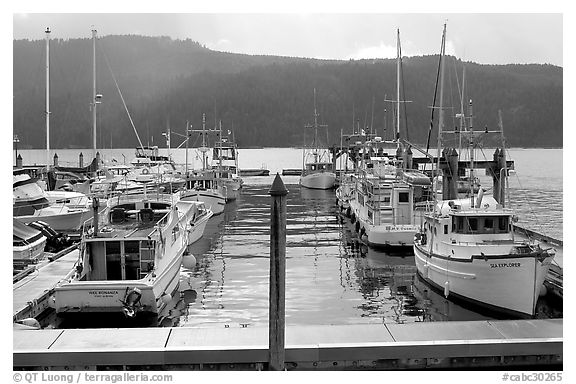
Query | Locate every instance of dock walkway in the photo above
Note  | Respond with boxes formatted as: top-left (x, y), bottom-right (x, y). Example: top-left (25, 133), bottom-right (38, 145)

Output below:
top-left (14, 319), bottom-right (562, 370)
top-left (13, 250), bottom-right (78, 321)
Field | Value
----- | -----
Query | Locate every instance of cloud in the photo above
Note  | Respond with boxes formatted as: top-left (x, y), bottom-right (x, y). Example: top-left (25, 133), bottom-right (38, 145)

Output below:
top-left (347, 38), bottom-right (458, 61)
top-left (207, 38), bottom-right (232, 51)
top-left (346, 42), bottom-right (397, 60)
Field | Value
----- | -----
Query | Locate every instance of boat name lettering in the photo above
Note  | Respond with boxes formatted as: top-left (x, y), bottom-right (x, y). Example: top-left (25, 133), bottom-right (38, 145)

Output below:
top-left (489, 262), bottom-right (521, 268)
top-left (88, 290), bottom-right (119, 297)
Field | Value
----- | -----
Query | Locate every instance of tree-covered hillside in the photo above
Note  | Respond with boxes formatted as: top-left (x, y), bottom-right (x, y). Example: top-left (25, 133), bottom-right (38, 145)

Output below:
top-left (13, 35), bottom-right (562, 149)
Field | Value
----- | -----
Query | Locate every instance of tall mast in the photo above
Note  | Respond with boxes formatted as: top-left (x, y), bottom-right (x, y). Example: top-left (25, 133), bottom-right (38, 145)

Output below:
top-left (396, 28), bottom-right (401, 142)
top-left (92, 28), bottom-right (98, 161)
top-left (45, 27), bottom-right (50, 169)
top-left (313, 88), bottom-right (319, 163)
top-left (185, 120), bottom-right (190, 176)
top-left (435, 24), bottom-right (447, 188)
top-left (434, 24), bottom-right (446, 204)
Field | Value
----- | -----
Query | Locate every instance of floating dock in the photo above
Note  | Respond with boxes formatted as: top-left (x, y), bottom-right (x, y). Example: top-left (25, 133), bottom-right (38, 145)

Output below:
top-left (13, 319), bottom-right (562, 370)
top-left (13, 248), bottom-right (78, 322)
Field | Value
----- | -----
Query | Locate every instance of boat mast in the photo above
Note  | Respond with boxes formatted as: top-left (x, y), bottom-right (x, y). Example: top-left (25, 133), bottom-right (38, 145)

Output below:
top-left (313, 88), bottom-right (319, 163)
top-left (435, 24), bottom-right (447, 199)
top-left (468, 99), bottom-right (475, 207)
top-left (396, 29), bottom-right (401, 143)
top-left (498, 110), bottom-right (508, 207)
top-left (92, 28), bottom-right (98, 161)
top-left (185, 120), bottom-right (190, 176)
top-left (45, 27), bottom-right (50, 170)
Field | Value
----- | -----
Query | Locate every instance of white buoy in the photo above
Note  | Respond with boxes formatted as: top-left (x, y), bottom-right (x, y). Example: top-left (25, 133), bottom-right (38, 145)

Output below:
top-left (444, 281), bottom-right (450, 298)
top-left (183, 253), bottom-right (197, 269)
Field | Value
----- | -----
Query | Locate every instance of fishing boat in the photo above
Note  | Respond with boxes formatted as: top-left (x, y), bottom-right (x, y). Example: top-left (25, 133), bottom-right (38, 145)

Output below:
top-left (54, 192), bottom-right (192, 319)
top-left (211, 121), bottom-right (243, 199)
top-left (13, 218), bottom-right (47, 266)
top-left (345, 30), bottom-right (431, 249)
top-left (13, 173), bottom-right (90, 232)
top-left (348, 143), bottom-right (429, 249)
top-left (413, 24), bottom-right (555, 318)
top-left (299, 89), bottom-right (336, 190)
top-left (179, 170), bottom-right (226, 215)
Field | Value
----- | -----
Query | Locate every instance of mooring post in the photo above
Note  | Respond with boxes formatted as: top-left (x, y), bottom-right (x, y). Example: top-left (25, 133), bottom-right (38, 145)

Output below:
top-left (79, 152), bottom-right (84, 168)
top-left (16, 154), bottom-right (23, 169)
top-left (53, 153), bottom-right (58, 167)
top-left (268, 173), bottom-right (288, 371)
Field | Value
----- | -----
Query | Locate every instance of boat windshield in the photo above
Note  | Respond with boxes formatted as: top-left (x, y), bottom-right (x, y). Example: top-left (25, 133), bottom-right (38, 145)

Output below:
top-left (452, 215), bottom-right (510, 235)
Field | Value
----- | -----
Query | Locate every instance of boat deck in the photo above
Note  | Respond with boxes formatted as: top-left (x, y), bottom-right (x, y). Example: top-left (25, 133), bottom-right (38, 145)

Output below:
top-left (13, 249), bottom-right (79, 321)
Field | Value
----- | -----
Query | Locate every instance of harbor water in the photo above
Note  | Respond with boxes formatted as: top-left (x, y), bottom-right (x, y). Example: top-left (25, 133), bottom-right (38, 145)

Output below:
top-left (16, 147), bottom-right (563, 328)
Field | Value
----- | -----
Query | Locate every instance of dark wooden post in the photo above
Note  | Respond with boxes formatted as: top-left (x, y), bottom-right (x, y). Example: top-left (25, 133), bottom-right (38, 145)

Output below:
top-left (16, 154), bottom-right (23, 169)
top-left (53, 153), bottom-right (59, 167)
top-left (268, 173), bottom-right (288, 371)
top-left (79, 152), bottom-right (84, 168)
top-left (95, 151), bottom-right (101, 170)
top-left (441, 148), bottom-right (459, 200)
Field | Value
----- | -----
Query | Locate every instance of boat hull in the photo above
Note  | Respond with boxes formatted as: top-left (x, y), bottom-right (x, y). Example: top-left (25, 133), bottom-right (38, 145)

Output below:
top-left (13, 236), bottom-right (46, 262)
top-left (300, 172), bottom-right (336, 190)
top-left (16, 208), bottom-right (90, 232)
top-left (413, 242), bottom-right (553, 317)
top-left (55, 250), bottom-right (183, 317)
top-left (180, 190), bottom-right (225, 215)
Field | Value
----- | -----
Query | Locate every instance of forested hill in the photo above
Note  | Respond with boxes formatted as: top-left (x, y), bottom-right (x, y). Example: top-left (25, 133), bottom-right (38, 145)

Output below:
top-left (13, 35), bottom-right (563, 149)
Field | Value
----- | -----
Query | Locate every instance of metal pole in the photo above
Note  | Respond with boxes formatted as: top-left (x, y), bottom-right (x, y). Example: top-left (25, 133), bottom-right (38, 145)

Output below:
top-left (45, 27), bottom-right (50, 170)
top-left (268, 173), bottom-right (288, 371)
top-left (92, 28), bottom-right (97, 161)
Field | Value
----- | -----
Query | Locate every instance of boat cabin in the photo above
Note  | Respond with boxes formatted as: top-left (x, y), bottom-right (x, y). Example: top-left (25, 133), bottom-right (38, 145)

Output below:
top-left (355, 176), bottom-right (413, 227)
top-left (81, 200), bottom-right (172, 282)
top-left (304, 162), bottom-right (334, 173)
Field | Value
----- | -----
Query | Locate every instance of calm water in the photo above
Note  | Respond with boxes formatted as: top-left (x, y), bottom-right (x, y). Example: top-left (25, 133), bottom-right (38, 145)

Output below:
top-left (17, 147), bottom-right (562, 328)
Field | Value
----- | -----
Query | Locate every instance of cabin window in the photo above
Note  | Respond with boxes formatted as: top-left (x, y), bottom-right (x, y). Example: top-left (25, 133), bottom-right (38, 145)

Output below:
top-left (468, 218), bottom-right (478, 232)
top-left (398, 192), bottom-right (409, 203)
top-left (124, 241), bottom-right (141, 280)
top-left (483, 218), bottom-right (495, 234)
top-left (499, 216), bottom-right (509, 231)
top-left (105, 241), bottom-right (122, 280)
top-left (444, 225), bottom-right (449, 234)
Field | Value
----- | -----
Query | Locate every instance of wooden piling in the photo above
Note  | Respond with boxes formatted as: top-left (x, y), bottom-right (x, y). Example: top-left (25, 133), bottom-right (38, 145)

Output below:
top-left (268, 173), bottom-right (288, 371)
top-left (79, 152), bottom-right (84, 168)
top-left (53, 153), bottom-right (58, 167)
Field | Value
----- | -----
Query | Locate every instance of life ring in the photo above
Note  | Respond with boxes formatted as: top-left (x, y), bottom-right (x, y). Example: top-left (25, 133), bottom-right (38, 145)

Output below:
top-left (142, 168), bottom-right (150, 175)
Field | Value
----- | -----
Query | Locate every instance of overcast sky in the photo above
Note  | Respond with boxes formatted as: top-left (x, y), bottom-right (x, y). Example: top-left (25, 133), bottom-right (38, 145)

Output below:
top-left (12, 11), bottom-right (563, 66)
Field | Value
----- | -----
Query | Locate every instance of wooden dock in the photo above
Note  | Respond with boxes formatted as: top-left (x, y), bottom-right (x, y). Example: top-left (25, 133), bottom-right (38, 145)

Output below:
top-left (13, 249), bottom-right (79, 322)
top-left (13, 319), bottom-right (562, 370)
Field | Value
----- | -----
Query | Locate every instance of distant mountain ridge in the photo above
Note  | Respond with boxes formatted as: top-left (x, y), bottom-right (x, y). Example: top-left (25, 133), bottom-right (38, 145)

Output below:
top-left (13, 35), bottom-right (562, 149)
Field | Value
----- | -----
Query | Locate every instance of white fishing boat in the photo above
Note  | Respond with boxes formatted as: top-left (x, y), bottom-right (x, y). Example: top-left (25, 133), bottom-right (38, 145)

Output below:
top-left (13, 174), bottom-right (90, 232)
top-left (348, 150), bottom-right (427, 249)
top-left (345, 30), bottom-right (431, 249)
top-left (179, 170), bottom-right (226, 215)
top-left (299, 89), bottom-right (336, 190)
top-left (211, 121), bottom-right (243, 199)
top-left (413, 24), bottom-right (555, 318)
top-left (54, 192), bottom-right (192, 319)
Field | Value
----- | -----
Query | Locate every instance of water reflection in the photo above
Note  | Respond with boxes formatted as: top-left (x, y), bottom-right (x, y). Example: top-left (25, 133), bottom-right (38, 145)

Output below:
top-left (171, 183), bottom-right (561, 328)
